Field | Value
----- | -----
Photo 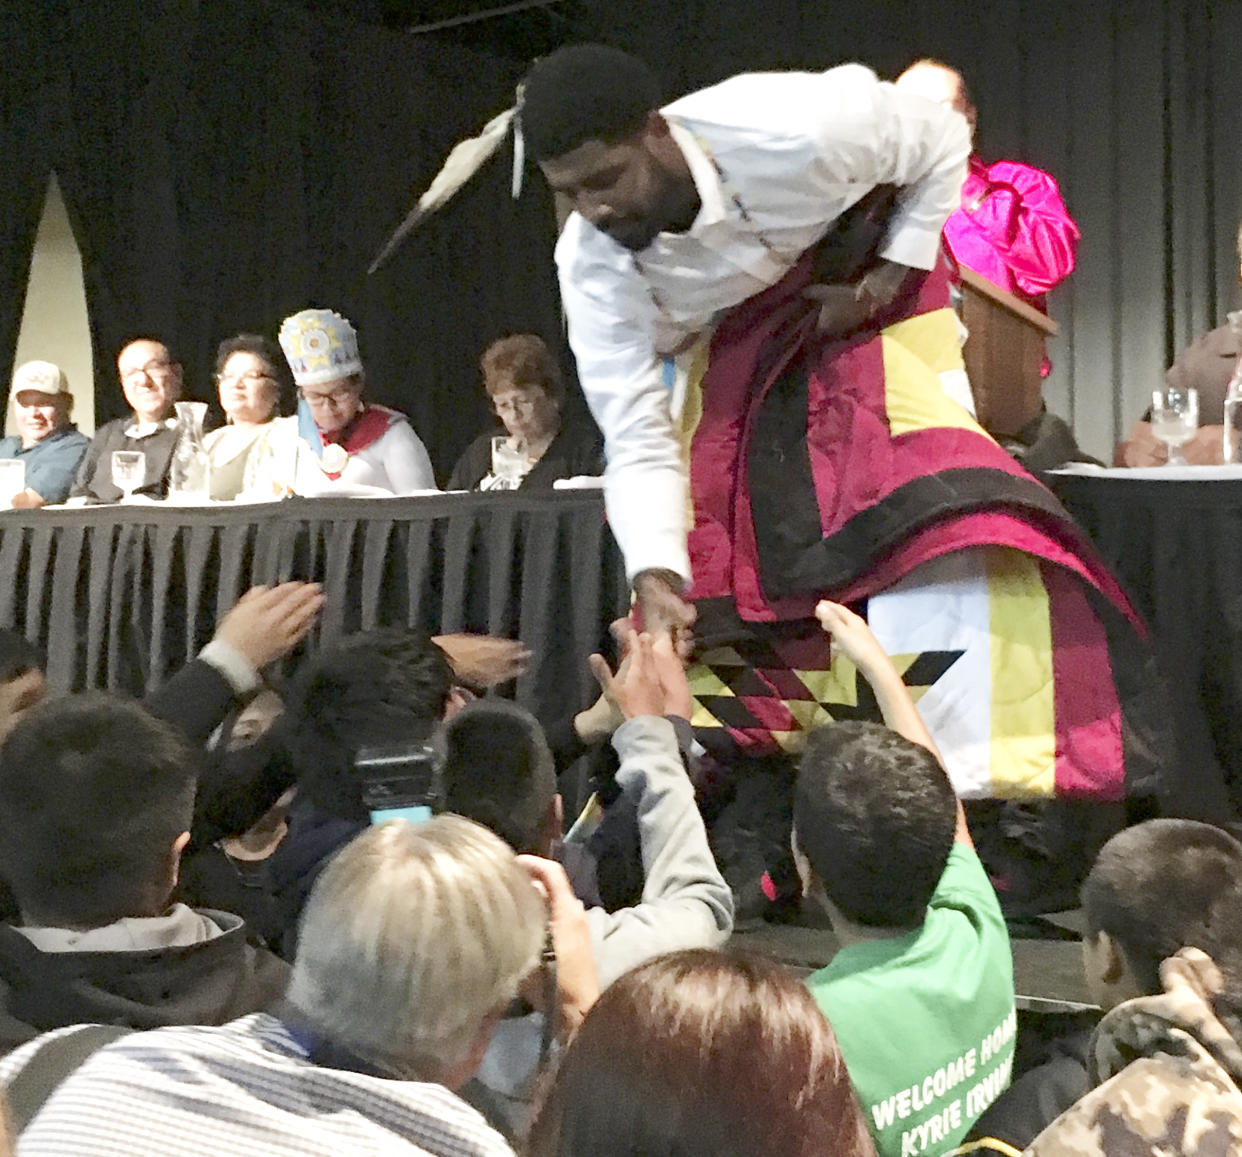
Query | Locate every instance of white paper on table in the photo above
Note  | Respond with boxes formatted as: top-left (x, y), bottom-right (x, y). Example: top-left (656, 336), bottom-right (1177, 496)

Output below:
top-left (1049, 463), bottom-right (1242, 481)
top-left (552, 476), bottom-right (606, 490)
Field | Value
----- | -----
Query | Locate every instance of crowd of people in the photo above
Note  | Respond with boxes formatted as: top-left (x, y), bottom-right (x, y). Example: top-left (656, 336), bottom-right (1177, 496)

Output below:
top-left (0, 319), bottom-right (603, 506)
top-left (2, 38), bottom-right (1240, 1157)
top-left (1, 585), bottom-right (1236, 1156)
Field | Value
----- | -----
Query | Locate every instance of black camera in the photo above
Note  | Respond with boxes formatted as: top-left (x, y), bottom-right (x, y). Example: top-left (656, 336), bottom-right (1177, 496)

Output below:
top-left (354, 743), bottom-right (441, 827)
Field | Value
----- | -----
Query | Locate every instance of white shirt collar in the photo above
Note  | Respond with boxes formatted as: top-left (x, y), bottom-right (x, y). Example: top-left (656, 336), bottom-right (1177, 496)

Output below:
top-left (123, 417), bottom-right (177, 439)
top-left (665, 117), bottom-right (728, 232)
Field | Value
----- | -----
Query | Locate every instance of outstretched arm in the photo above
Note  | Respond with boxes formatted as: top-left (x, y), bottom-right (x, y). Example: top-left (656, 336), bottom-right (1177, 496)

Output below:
top-left (585, 632), bottom-right (732, 986)
top-left (816, 600), bottom-right (972, 848)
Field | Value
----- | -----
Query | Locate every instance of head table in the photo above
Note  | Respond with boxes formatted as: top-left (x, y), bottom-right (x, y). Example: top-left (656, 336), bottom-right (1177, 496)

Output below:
top-left (0, 491), bottom-right (629, 728)
top-left (1052, 465), bottom-right (1242, 818)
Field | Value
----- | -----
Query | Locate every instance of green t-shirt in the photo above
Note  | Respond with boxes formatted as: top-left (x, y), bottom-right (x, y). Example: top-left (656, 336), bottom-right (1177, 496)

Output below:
top-left (807, 844), bottom-right (1016, 1157)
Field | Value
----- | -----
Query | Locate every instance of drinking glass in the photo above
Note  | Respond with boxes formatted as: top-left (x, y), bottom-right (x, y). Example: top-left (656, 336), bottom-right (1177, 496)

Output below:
top-left (111, 450), bottom-right (146, 501)
top-left (1150, 387), bottom-right (1199, 466)
top-left (490, 436), bottom-right (529, 490)
top-left (0, 459), bottom-right (25, 508)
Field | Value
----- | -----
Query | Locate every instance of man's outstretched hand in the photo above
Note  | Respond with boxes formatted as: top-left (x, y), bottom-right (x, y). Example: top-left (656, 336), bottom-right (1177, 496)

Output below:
top-left (633, 568), bottom-right (695, 658)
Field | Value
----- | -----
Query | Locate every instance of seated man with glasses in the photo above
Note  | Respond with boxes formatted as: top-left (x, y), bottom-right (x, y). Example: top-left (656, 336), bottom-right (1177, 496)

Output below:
top-left (247, 309), bottom-right (435, 497)
top-left (69, 338), bottom-right (183, 503)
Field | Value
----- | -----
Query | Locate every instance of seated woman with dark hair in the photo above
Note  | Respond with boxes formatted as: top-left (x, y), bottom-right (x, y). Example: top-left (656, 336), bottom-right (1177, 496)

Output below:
top-left (447, 334), bottom-right (602, 491)
top-left (528, 949), bottom-right (877, 1157)
top-left (203, 334), bottom-right (292, 500)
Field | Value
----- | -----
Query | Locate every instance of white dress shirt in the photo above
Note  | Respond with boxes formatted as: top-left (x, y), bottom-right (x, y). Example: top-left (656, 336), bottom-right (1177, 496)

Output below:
top-left (555, 64), bottom-right (971, 583)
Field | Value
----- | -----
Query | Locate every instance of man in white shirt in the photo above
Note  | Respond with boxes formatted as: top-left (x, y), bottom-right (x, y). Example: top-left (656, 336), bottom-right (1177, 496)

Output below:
top-left (527, 45), bottom-right (972, 635)
top-left (0, 816), bottom-right (578, 1156)
top-left (519, 47), bottom-right (1166, 896)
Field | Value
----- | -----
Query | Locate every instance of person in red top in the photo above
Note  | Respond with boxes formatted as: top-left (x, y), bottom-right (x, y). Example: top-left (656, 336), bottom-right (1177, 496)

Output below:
top-left (896, 59), bottom-right (1080, 320)
top-left (896, 58), bottom-right (1093, 473)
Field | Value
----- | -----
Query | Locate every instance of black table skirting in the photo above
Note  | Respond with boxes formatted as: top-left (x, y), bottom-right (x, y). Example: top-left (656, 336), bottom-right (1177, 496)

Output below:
top-left (0, 492), bottom-right (629, 728)
top-left (1055, 473), bottom-right (1242, 817)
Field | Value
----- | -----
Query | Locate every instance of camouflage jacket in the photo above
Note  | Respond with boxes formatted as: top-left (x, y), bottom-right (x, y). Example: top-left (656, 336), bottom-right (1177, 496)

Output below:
top-left (1024, 948), bottom-right (1242, 1155)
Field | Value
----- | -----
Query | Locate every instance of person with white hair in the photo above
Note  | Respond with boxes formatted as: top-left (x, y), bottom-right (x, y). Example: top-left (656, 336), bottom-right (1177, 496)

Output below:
top-left (0, 815), bottom-right (591, 1155)
top-left (249, 307), bottom-right (436, 496)
top-left (0, 360), bottom-right (89, 507)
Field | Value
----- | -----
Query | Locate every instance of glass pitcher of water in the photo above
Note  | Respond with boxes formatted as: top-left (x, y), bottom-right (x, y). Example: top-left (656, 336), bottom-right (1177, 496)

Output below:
top-left (169, 401), bottom-right (212, 500)
top-left (1223, 312), bottom-right (1242, 464)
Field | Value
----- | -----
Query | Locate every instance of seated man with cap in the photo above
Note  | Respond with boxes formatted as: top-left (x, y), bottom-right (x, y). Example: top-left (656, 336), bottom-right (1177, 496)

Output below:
top-left (0, 361), bottom-right (89, 508)
top-left (249, 308), bottom-right (435, 497)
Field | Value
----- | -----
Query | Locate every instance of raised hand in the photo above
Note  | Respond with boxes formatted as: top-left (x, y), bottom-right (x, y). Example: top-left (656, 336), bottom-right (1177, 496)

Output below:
top-left (586, 631), bottom-right (665, 720)
top-left (432, 634), bottom-right (532, 689)
top-left (214, 583), bottom-right (324, 670)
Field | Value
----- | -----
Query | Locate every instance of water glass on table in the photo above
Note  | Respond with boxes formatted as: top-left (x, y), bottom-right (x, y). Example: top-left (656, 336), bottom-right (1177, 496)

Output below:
top-left (490, 436), bottom-right (529, 490)
top-left (111, 450), bottom-right (146, 501)
top-left (0, 459), bottom-right (26, 508)
top-left (1150, 386), bottom-right (1199, 466)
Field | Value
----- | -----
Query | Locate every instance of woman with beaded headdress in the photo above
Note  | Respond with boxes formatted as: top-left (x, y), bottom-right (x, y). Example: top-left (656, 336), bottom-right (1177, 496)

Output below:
top-left (249, 309), bottom-right (435, 497)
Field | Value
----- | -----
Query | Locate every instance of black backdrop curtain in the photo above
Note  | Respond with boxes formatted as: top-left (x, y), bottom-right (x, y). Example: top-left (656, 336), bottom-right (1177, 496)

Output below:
top-left (5, 0), bottom-right (1242, 465)
top-left (2, 0), bottom-right (569, 479)
top-left (569, 0), bottom-right (1242, 461)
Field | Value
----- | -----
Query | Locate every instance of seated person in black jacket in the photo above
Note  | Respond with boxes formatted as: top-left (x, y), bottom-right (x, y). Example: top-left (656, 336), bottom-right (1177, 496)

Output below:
top-left (447, 334), bottom-right (602, 491)
top-left (69, 338), bottom-right (183, 503)
top-left (967, 818), bottom-right (1242, 1152)
top-left (0, 695), bottom-right (289, 1056)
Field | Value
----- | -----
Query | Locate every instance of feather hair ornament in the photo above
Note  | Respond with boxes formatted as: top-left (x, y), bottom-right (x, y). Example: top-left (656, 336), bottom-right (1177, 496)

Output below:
top-left (368, 102), bottom-right (521, 275)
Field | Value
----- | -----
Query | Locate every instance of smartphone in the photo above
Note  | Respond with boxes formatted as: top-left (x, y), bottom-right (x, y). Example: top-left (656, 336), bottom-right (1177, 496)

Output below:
top-left (354, 743), bottom-right (440, 826)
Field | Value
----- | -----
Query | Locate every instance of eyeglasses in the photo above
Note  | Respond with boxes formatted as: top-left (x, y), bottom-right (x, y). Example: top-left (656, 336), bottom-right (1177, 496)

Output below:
top-left (492, 391), bottom-right (542, 417)
top-left (120, 360), bottom-right (175, 386)
top-left (217, 371), bottom-right (275, 387)
top-left (298, 385), bottom-right (359, 408)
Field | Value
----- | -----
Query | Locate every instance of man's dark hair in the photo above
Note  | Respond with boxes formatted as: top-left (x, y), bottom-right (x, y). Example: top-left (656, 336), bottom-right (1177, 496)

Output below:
top-left (441, 699), bottom-right (557, 855)
top-left (1082, 819), bottom-right (1242, 997)
top-left (0, 629), bottom-right (43, 684)
top-left (0, 693), bottom-right (197, 926)
top-left (794, 722), bottom-right (956, 928)
top-left (520, 44), bottom-right (661, 162)
top-left (283, 629), bottom-right (454, 821)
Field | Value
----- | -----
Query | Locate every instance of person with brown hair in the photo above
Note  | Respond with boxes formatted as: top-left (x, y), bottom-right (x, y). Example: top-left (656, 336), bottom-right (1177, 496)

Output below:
top-left (447, 334), bottom-right (601, 491)
top-left (527, 948), bottom-right (876, 1157)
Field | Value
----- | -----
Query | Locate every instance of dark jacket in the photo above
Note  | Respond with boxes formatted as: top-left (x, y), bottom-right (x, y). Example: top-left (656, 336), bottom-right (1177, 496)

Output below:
top-left (70, 416), bottom-right (178, 503)
top-left (446, 421), bottom-right (603, 491)
top-left (0, 910), bottom-right (289, 1056)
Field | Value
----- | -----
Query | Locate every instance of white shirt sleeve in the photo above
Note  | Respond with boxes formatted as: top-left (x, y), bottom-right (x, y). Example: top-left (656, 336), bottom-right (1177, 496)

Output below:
top-left (807, 68), bottom-right (972, 270)
top-left (377, 420), bottom-right (437, 494)
top-left (558, 232), bottom-right (692, 585)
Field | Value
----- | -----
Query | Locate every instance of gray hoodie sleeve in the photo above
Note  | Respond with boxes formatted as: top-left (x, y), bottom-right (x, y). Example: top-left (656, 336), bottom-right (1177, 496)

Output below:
top-left (586, 716), bottom-right (733, 989)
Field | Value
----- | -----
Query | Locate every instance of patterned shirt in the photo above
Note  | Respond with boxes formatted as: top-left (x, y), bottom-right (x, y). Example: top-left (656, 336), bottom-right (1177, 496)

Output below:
top-left (1, 1014), bottom-right (515, 1157)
